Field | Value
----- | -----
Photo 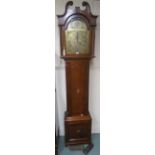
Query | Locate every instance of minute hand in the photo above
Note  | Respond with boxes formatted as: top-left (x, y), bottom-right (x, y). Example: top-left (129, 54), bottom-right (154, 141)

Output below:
top-left (76, 31), bottom-right (79, 53)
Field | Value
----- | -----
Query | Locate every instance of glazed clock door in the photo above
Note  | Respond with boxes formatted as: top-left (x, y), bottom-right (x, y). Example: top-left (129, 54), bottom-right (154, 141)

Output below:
top-left (64, 19), bottom-right (91, 56)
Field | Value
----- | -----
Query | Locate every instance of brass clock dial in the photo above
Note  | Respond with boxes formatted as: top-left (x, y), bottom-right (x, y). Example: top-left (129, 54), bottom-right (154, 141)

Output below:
top-left (65, 20), bottom-right (90, 55)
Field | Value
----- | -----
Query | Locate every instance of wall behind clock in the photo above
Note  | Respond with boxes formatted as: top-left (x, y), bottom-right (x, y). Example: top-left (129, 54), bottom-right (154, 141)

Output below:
top-left (55, 0), bottom-right (100, 135)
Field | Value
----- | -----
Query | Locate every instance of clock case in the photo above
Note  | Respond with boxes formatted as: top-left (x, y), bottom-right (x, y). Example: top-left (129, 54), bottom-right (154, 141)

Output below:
top-left (57, 1), bottom-right (97, 146)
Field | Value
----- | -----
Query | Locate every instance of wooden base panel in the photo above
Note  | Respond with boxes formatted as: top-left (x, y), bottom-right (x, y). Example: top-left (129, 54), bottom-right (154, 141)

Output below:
top-left (64, 112), bottom-right (92, 146)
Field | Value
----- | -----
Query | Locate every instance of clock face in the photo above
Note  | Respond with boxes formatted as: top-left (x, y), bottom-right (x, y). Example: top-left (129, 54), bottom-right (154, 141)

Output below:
top-left (65, 20), bottom-right (90, 55)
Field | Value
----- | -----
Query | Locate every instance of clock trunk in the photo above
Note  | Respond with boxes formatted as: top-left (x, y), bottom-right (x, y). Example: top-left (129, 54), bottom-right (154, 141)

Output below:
top-left (66, 60), bottom-right (89, 116)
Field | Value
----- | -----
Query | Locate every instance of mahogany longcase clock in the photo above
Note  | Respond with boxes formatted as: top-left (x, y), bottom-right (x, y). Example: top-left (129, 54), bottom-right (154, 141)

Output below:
top-left (57, 1), bottom-right (97, 146)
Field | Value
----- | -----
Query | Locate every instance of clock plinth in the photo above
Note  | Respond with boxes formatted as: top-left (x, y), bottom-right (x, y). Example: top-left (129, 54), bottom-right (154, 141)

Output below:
top-left (57, 1), bottom-right (97, 146)
top-left (65, 112), bottom-right (91, 145)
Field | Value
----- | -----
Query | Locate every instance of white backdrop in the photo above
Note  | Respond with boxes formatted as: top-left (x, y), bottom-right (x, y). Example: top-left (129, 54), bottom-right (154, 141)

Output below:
top-left (55, 0), bottom-right (100, 135)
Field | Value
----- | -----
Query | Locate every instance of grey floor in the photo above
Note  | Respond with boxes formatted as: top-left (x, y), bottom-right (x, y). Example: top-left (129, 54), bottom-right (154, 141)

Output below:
top-left (58, 134), bottom-right (100, 155)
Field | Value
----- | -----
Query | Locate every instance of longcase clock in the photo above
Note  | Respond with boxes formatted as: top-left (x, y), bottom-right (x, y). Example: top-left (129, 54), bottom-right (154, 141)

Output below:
top-left (57, 1), bottom-right (97, 146)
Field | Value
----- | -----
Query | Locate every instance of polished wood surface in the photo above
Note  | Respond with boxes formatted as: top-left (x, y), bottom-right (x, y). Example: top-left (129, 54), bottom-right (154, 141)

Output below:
top-left (66, 60), bottom-right (89, 116)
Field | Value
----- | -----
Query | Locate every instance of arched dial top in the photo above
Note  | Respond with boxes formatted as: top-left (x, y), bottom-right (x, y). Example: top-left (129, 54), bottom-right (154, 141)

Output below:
top-left (65, 20), bottom-right (90, 55)
top-left (67, 20), bottom-right (87, 29)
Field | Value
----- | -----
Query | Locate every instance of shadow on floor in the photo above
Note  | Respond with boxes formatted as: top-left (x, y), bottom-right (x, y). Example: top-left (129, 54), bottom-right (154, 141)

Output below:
top-left (58, 134), bottom-right (100, 155)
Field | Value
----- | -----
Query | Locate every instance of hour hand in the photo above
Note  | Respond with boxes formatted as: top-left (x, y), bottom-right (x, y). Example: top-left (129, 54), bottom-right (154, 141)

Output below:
top-left (76, 32), bottom-right (79, 43)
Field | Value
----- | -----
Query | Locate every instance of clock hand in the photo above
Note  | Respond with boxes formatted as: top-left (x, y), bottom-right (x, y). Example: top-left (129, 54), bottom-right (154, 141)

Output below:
top-left (76, 31), bottom-right (79, 53)
top-left (77, 31), bottom-right (79, 42)
top-left (76, 31), bottom-right (78, 44)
